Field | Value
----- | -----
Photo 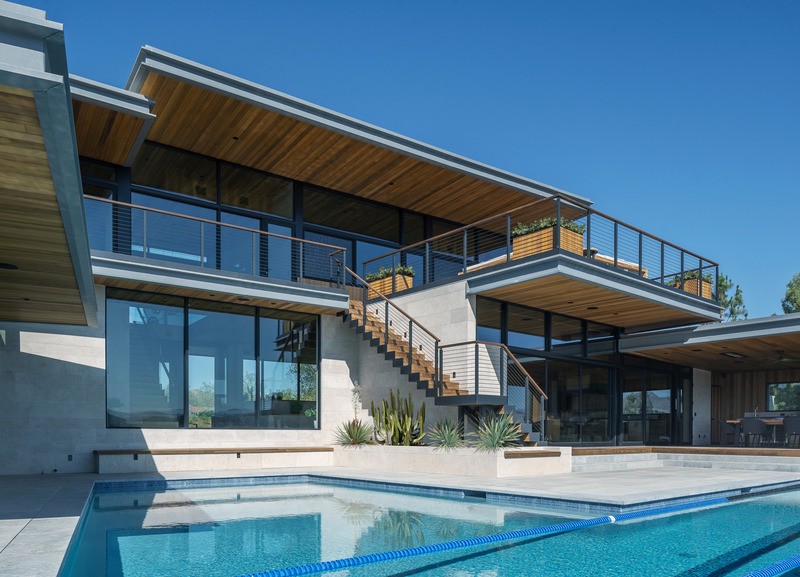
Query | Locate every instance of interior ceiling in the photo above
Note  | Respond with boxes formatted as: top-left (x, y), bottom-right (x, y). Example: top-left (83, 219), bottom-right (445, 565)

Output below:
top-left (134, 72), bottom-right (544, 225)
top-left (629, 333), bottom-right (800, 372)
top-left (72, 99), bottom-right (145, 166)
top-left (0, 85), bottom-right (87, 325)
top-left (479, 273), bottom-right (714, 331)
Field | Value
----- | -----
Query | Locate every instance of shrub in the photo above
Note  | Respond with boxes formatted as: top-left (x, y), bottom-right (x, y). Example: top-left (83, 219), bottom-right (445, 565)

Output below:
top-left (365, 265), bottom-right (415, 282)
top-left (666, 269), bottom-right (714, 287)
top-left (334, 419), bottom-right (374, 446)
top-left (475, 413), bottom-right (522, 452)
top-left (428, 419), bottom-right (465, 452)
top-left (511, 217), bottom-right (585, 238)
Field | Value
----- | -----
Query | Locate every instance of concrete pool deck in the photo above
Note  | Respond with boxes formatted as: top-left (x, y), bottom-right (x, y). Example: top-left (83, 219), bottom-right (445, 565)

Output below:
top-left (2, 465), bottom-right (800, 577)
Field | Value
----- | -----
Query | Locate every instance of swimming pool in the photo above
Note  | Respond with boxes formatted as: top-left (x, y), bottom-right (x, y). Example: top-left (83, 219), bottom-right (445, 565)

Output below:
top-left (60, 477), bottom-right (800, 577)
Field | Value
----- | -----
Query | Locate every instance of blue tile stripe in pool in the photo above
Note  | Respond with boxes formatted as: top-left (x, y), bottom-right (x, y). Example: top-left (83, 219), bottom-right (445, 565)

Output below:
top-left (740, 554), bottom-right (800, 577)
top-left (236, 497), bottom-right (729, 577)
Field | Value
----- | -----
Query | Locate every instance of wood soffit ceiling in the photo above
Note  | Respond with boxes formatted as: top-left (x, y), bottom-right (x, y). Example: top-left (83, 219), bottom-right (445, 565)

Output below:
top-left (0, 85), bottom-right (87, 325)
top-left (72, 99), bottom-right (145, 166)
top-left (134, 72), bottom-right (542, 224)
top-left (629, 333), bottom-right (800, 372)
top-left (480, 273), bottom-right (714, 331)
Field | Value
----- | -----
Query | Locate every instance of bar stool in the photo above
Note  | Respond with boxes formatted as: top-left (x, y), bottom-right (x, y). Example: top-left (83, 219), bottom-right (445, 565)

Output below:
top-left (783, 416), bottom-right (800, 448)
top-left (740, 417), bottom-right (768, 447)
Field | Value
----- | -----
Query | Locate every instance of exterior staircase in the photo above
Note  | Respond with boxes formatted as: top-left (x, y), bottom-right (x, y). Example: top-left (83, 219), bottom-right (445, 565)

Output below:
top-left (340, 301), bottom-right (466, 398)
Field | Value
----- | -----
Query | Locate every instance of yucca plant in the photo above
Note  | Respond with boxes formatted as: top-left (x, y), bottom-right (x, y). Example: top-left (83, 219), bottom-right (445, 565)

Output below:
top-left (475, 413), bottom-right (521, 452)
top-left (428, 418), bottom-right (465, 452)
top-left (334, 419), bottom-right (374, 446)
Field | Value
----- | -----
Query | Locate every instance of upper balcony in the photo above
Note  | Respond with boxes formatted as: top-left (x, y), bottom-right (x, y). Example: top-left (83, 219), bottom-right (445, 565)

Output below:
top-left (363, 195), bottom-right (722, 331)
top-left (84, 196), bottom-right (349, 314)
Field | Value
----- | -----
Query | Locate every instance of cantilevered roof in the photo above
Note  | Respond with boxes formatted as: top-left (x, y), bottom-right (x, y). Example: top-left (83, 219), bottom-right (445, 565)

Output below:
top-left (69, 75), bottom-right (154, 166)
top-left (0, 3), bottom-right (96, 326)
top-left (621, 314), bottom-right (800, 371)
top-left (123, 46), bottom-right (591, 224)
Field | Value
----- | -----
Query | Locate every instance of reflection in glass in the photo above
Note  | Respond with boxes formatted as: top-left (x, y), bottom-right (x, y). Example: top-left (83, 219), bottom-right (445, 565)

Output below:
top-left (646, 372), bottom-right (672, 444)
top-left (546, 361), bottom-right (581, 443)
top-left (260, 311), bottom-right (318, 429)
top-left (131, 193), bottom-right (216, 268)
top-left (106, 294), bottom-right (185, 427)
top-left (622, 369), bottom-right (645, 443)
top-left (476, 297), bottom-right (501, 343)
top-left (221, 212), bottom-right (260, 276)
top-left (84, 189), bottom-right (113, 252)
top-left (304, 185), bottom-right (399, 243)
top-left (188, 301), bottom-right (255, 428)
top-left (132, 142), bottom-right (216, 200)
top-left (508, 305), bottom-right (545, 350)
top-left (220, 163), bottom-right (292, 218)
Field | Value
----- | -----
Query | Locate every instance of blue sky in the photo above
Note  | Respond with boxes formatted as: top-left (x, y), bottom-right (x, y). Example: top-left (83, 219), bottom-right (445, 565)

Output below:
top-left (29, 0), bottom-right (800, 318)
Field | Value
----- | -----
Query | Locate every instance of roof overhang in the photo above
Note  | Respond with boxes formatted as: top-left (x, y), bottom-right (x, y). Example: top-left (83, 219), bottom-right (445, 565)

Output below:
top-left (0, 4), bottom-right (96, 326)
top-left (69, 74), bottom-right (154, 166)
top-left (123, 46), bottom-right (591, 224)
top-left (466, 252), bottom-right (722, 331)
top-left (621, 313), bottom-right (800, 371)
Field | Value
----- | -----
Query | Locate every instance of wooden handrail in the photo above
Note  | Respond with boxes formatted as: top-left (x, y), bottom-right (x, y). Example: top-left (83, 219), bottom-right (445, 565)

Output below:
top-left (439, 340), bottom-right (547, 400)
top-left (342, 264), bottom-right (440, 342)
top-left (85, 196), bottom-right (346, 253)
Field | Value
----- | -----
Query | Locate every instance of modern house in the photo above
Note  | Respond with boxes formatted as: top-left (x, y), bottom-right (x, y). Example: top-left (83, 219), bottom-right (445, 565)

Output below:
top-left (1, 2), bottom-right (800, 476)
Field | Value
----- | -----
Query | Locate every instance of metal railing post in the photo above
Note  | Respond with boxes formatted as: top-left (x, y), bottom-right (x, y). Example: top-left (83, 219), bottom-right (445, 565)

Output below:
top-left (438, 346), bottom-right (444, 396)
top-left (525, 376), bottom-right (531, 424)
top-left (200, 223), bottom-right (205, 268)
top-left (384, 300), bottom-right (390, 346)
top-left (425, 241), bottom-right (431, 284)
top-left (500, 347), bottom-right (507, 397)
top-left (540, 394), bottom-right (546, 441)
top-left (638, 232), bottom-right (643, 277)
top-left (298, 242), bottom-right (304, 282)
top-left (463, 229), bottom-right (468, 273)
top-left (474, 342), bottom-right (480, 396)
top-left (142, 211), bottom-right (148, 258)
top-left (680, 252), bottom-right (685, 291)
top-left (660, 242), bottom-right (665, 284)
top-left (391, 253), bottom-right (397, 293)
top-left (585, 211), bottom-right (591, 257)
top-left (407, 320), bottom-right (413, 369)
top-left (505, 213), bottom-right (512, 262)
top-left (554, 198), bottom-right (562, 250)
top-left (362, 274), bottom-right (367, 318)
top-left (613, 221), bottom-right (619, 267)
top-left (715, 264), bottom-right (720, 301)
top-left (434, 340), bottom-right (440, 393)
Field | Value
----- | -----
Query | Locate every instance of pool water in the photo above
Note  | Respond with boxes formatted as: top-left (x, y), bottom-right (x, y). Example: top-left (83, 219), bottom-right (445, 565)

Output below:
top-left (60, 480), bottom-right (800, 577)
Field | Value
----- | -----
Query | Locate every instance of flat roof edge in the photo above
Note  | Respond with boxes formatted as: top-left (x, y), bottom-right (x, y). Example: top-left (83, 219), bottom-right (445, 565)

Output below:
top-left (69, 74), bottom-right (154, 119)
top-left (126, 46), bottom-right (592, 206)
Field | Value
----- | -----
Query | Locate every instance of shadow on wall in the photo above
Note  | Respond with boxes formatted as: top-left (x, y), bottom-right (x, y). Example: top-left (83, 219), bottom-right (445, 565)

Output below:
top-left (0, 323), bottom-right (146, 478)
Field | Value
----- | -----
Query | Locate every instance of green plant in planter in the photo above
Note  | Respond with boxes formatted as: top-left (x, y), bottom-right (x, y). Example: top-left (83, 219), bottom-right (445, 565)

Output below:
top-left (371, 389), bottom-right (426, 446)
top-left (666, 269), bottom-right (714, 287)
top-left (475, 413), bottom-right (522, 452)
top-left (428, 418), bottom-right (465, 452)
top-left (334, 419), bottom-right (374, 446)
top-left (365, 265), bottom-right (415, 283)
top-left (511, 217), bottom-right (586, 238)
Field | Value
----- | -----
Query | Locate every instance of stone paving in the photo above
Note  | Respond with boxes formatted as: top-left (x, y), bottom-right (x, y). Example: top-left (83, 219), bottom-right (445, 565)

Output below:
top-left (2, 465), bottom-right (799, 577)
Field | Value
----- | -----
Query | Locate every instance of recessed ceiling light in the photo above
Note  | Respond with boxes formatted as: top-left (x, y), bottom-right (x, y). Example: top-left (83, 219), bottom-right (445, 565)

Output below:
top-left (208, 293), bottom-right (216, 297)
top-left (567, 301), bottom-right (574, 304)
top-left (236, 297), bottom-right (250, 302)
top-left (0, 263), bottom-right (18, 270)
top-left (270, 302), bottom-right (278, 305)
top-left (691, 349), bottom-right (703, 352)
top-left (722, 351), bottom-right (746, 359)
top-left (21, 297), bottom-right (30, 301)
top-left (587, 306), bottom-right (599, 310)
top-left (232, 136), bottom-right (239, 141)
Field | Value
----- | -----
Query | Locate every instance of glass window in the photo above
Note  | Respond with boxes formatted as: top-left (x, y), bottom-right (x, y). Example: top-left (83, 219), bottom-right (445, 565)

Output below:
top-left (768, 382), bottom-right (800, 411)
top-left (507, 305), bottom-right (545, 350)
top-left (476, 297), bottom-right (501, 342)
top-left (403, 212), bottom-right (425, 245)
top-left (131, 193), bottom-right (217, 268)
top-left (188, 301), bottom-right (255, 428)
top-left (83, 187), bottom-right (113, 252)
top-left (304, 230), bottom-right (352, 280)
top-left (106, 292), bottom-right (185, 428)
top-left (220, 212), bottom-right (261, 276)
top-left (551, 314), bottom-right (583, 351)
top-left (266, 223), bottom-right (293, 281)
top-left (259, 311), bottom-right (318, 429)
top-left (132, 142), bottom-right (217, 200)
top-left (304, 185), bottom-right (400, 243)
top-left (220, 164), bottom-right (293, 219)
top-left (80, 158), bottom-right (115, 182)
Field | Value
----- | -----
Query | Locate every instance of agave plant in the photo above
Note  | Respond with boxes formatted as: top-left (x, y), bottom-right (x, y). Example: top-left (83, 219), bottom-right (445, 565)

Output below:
top-left (334, 419), bottom-right (374, 446)
top-left (475, 413), bottom-right (521, 452)
top-left (428, 418), bottom-right (465, 452)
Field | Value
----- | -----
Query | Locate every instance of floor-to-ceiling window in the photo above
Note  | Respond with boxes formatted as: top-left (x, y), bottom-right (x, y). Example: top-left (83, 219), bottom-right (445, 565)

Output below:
top-left (106, 289), bottom-right (319, 429)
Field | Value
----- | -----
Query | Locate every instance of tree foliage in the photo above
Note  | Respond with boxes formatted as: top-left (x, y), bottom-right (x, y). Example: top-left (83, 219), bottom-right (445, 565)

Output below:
top-left (716, 274), bottom-right (748, 322)
top-left (782, 273), bottom-right (800, 314)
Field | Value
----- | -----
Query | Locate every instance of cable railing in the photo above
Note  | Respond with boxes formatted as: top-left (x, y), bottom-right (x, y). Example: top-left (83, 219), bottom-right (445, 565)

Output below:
top-left (84, 196), bottom-right (346, 287)
top-left (362, 194), bottom-right (720, 302)
top-left (438, 340), bottom-right (547, 436)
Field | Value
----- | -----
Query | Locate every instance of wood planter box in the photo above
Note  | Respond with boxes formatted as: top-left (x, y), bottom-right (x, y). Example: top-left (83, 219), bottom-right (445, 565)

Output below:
top-left (512, 226), bottom-right (583, 259)
top-left (367, 274), bottom-right (413, 298)
top-left (675, 278), bottom-right (712, 299)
